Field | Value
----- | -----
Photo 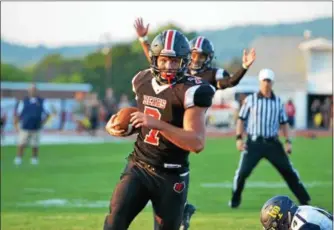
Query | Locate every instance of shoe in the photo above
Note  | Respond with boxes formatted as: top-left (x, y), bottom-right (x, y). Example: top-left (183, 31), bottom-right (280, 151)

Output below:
top-left (31, 157), bottom-right (39, 165)
top-left (228, 196), bottom-right (241, 208)
top-left (14, 157), bottom-right (22, 165)
top-left (180, 203), bottom-right (196, 230)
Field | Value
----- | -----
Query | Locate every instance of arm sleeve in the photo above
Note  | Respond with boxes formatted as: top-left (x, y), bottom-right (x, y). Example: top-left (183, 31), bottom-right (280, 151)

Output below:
top-left (238, 95), bottom-right (252, 120)
top-left (217, 66), bottom-right (248, 89)
top-left (184, 84), bottom-right (216, 109)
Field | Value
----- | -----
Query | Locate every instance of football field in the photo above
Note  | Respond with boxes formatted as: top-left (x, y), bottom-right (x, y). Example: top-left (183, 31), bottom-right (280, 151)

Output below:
top-left (1, 137), bottom-right (333, 230)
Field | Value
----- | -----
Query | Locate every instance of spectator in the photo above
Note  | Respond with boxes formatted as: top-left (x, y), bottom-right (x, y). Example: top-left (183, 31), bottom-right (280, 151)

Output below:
top-left (0, 92), bottom-right (6, 139)
top-left (86, 92), bottom-right (100, 136)
top-left (72, 92), bottom-right (90, 133)
top-left (321, 97), bottom-right (331, 129)
top-left (310, 99), bottom-right (321, 128)
top-left (14, 84), bottom-right (49, 165)
top-left (102, 87), bottom-right (117, 123)
top-left (330, 98), bottom-right (333, 130)
top-left (118, 94), bottom-right (131, 109)
top-left (58, 100), bottom-right (66, 130)
top-left (1, 108), bottom-right (6, 139)
top-left (285, 99), bottom-right (296, 129)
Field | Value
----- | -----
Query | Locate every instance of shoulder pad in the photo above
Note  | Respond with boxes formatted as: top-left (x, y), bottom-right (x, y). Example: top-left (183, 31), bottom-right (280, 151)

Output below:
top-left (132, 69), bottom-right (151, 93)
top-left (215, 68), bottom-right (230, 81)
top-left (184, 84), bottom-right (216, 109)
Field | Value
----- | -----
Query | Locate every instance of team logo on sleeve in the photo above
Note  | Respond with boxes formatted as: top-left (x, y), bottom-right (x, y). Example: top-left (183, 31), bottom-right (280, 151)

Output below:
top-left (187, 76), bottom-right (202, 84)
top-left (173, 181), bottom-right (186, 193)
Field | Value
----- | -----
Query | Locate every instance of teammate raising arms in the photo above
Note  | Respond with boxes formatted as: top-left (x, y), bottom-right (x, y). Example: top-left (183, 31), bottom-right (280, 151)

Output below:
top-left (134, 17), bottom-right (256, 91)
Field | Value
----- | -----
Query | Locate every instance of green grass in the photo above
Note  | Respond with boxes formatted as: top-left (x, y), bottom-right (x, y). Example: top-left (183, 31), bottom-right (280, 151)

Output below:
top-left (1, 137), bottom-right (333, 230)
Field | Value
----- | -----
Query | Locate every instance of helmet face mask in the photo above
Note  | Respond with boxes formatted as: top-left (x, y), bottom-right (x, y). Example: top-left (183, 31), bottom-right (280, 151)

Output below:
top-left (260, 196), bottom-right (298, 230)
top-left (156, 56), bottom-right (184, 84)
top-left (149, 30), bottom-right (190, 85)
top-left (190, 51), bottom-right (208, 70)
top-left (188, 36), bottom-right (215, 73)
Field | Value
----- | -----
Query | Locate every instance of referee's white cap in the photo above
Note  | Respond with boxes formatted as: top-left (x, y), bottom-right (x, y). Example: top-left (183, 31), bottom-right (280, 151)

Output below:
top-left (258, 68), bottom-right (275, 81)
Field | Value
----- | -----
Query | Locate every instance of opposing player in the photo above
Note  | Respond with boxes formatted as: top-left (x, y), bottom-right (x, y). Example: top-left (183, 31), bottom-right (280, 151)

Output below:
top-left (134, 17), bottom-right (256, 229)
top-left (260, 195), bottom-right (333, 230)
top-left (104, 30), bottom-right (215, 230)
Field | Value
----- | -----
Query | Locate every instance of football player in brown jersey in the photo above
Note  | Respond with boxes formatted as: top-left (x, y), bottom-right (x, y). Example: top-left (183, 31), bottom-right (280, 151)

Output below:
top-left (134, 17), bottom-right (256, 230)
top-left (104, 30), bottom-right (215, 230)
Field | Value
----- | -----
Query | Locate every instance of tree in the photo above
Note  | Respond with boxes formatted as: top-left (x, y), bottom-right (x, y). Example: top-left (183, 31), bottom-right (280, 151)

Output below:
top-left (52, 72), bottom-right (83, 83)
top-left (1, 62), bottom-right (32, 82)
top-left (32, 54), bottom-right (84, 82)
top-left (223, 57), bottom-right (243, 74)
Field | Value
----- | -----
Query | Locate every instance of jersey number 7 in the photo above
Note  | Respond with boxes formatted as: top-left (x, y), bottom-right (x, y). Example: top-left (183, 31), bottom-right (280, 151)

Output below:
top-left (144, 106), bottom-right (162, 146)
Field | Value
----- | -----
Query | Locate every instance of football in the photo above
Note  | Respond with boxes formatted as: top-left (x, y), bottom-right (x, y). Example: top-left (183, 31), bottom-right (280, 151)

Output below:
top-left (113, 107), bottom-right (139, 132)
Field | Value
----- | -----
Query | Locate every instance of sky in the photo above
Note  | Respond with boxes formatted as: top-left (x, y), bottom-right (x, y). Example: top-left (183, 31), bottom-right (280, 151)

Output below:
top-left (1, 1), bottom-right (332, 47)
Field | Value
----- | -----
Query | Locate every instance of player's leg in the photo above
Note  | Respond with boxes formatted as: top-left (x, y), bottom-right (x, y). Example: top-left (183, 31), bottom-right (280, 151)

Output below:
top-left (30, 130), bottom-right (40, 165)
top-left (14, 129), bottom-right (30, 165)
top-left (230, 140), bottom-right (263, 207)
top-left (152, 172), bottom-right (189, 230)
top-left (264, 141), bottom-right (311, 205)
top-left (180, 202), bottom-right (196, 230)
top-left (0, 116), bottom-right (6, 138)
top-left (154, 201), bottom-right (196, 230)
top-left (103, 161), bottom-right (150, 230)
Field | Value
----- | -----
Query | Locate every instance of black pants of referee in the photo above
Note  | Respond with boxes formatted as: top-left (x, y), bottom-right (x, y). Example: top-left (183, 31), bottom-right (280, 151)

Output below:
top-left (231, 137), bottom-right (311, 205)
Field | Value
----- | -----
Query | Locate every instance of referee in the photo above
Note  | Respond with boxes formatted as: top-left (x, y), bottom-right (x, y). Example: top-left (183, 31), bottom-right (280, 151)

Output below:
top-left (229, 68), bottom-right (311, 208)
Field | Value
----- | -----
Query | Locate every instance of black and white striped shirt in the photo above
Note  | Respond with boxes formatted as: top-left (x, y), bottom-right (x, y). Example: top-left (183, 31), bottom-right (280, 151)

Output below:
top-left (239, 92), bottom-right (288, 138)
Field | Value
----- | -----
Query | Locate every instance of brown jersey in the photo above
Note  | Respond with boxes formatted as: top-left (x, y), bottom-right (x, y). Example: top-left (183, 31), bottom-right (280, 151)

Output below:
top-left (131, 69), bottom-right (215, 170)
top-left (188, 67), bottom-right (230, 89)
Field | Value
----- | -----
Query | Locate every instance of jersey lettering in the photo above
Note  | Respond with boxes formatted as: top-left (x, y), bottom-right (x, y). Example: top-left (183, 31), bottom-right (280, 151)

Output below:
top-left (194, 77), bottom-right (202, 84)
top-left (144, 106), bottom-right (161, 146)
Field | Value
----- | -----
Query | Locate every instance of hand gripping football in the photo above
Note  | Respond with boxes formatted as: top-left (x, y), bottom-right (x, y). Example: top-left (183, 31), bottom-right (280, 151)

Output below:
top-left (113, 107), bottom-right (139, 133)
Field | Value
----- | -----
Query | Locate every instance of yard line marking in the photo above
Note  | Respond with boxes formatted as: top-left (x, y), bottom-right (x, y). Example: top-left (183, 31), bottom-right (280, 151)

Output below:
top-left (201, 181), bottom-right (332, 188)
top-left (16, 199), bottom-right (152, 208)
top-left (24, 188), bottom-right (55, 193)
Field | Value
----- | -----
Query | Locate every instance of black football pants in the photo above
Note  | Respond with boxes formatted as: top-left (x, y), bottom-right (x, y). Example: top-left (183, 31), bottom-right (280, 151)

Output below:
top-left (103, 159), bottom-right (189, 230)
top-left (231, 138), bottom-right (311, 205)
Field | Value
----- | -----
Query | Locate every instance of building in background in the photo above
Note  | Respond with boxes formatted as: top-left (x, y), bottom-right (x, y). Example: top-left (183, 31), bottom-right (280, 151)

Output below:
top-left (299, 38), bottom-right (333, 129)
top-left (245, 32), bottom-right (332, 129)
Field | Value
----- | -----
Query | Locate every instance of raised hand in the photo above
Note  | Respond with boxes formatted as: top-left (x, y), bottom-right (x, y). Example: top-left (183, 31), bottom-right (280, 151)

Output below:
top-left (242, 48), bottom-right (256, 68)
top-left (134, 17), bottom-right (149, 38)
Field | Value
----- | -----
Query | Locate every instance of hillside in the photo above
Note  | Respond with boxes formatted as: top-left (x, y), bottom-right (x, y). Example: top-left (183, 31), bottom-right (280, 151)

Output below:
top-left (200, 17), bottom-right (332, 64)
top-left (1, 17), bottom-right (332, 67)
top-left (0, 41), bottom-right (100, 67)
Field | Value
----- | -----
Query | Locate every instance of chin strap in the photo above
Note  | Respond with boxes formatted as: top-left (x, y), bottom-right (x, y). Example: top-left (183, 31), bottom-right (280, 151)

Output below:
top-left (161, 72), bottom-right (176, 88)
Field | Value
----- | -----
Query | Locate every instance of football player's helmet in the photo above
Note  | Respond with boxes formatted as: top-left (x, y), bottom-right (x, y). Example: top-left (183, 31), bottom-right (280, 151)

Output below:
top-left (260, 196), bottom-right (298, 230)
top-left (188, 36), bottom-right (214, 73)
top-left (149, 30), bottom-right (190, 85)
